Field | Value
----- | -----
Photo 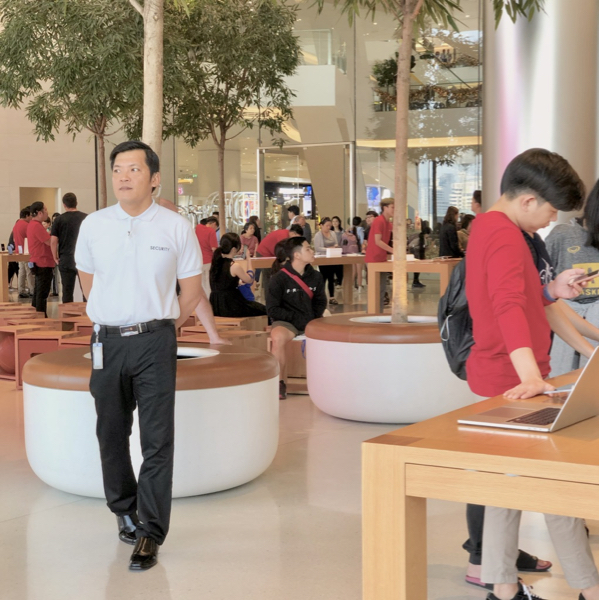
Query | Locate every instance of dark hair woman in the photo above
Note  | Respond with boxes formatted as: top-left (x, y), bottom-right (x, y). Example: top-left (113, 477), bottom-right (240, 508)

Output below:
top-left (438, 206), bottom-right (464, 258)
top-left (210, 233), bottom-right (266, 317)
top-left (313, 217), bottom-right (339, 305)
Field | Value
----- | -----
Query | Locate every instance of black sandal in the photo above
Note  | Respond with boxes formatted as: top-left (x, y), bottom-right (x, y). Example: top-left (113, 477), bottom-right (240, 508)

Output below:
top-left (516, 549), bottom-right (552, 572)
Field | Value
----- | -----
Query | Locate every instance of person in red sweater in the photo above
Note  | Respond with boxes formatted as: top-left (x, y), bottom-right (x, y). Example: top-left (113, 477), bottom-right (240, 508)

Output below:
top-left (12, 206), bottom-right (34, 298)
top-left (467, 149), bottom-right (599, 600)
top-left (256, 224), bottom-right (303, 295)
top-left (26, 202), bottom-right (56, 316)
top-left (365, 198), bottom-right (394, 311)
top-left (195, 216), bottom-right (219, 297)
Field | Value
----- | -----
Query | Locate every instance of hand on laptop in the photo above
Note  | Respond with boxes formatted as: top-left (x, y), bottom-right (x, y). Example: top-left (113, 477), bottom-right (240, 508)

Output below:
top-left (504, 377), bottom-right (555, 400)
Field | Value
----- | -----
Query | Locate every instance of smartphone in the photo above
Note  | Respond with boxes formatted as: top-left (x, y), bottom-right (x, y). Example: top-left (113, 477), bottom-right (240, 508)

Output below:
top-left (569, 269), bottom-right (599, 285)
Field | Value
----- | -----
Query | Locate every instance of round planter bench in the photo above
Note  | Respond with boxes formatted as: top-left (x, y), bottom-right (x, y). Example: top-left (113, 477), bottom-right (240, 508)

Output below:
top-left (22, 343), bottom-right (279, 498)
top-left (305, 314), bottom-right (476, 423)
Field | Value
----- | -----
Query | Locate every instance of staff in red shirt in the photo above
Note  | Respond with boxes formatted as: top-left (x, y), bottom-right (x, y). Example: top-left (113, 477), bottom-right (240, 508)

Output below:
top-left (26, 202), bottom-right (56, 316)
top-left (12, 207), bottom-right (35, 298)
top-left (364, 198), bottom-right (394, 312)
top-left (195, 216), bottom-right (219, 296)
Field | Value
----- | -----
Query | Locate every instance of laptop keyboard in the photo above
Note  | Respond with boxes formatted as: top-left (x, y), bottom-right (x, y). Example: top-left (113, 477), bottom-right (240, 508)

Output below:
top-left (507, 407), bottom-right (561, 425)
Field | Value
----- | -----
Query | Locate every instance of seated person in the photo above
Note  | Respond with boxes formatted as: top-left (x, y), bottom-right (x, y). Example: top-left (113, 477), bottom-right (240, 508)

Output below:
top-left (210, 233), bottom-right (266, 318)
top-left (266, 237), bottom-right (326, 400)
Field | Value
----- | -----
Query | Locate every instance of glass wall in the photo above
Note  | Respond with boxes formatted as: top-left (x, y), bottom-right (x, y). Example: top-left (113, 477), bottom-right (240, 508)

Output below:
top-left (172, 0), bottom-right (483, 236)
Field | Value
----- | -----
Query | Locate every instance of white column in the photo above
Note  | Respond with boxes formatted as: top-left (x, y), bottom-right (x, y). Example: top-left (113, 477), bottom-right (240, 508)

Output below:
top-left (482, 0), bottom-right (598, 215)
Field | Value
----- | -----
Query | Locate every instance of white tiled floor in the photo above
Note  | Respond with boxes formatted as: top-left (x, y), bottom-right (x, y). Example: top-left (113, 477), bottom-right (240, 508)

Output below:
top-left (3, 278), bottom-right (597, 599)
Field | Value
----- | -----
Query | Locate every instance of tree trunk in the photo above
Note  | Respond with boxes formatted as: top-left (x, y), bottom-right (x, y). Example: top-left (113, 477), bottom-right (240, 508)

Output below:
top-left (142, 0), bottom-right (164, 158)
top-left (431, 160), bottom-right (438, 228)
top-left (390, 4), bottom-right (416, 324)
top-left (217, 141), bottom-right (226, 232)
top-left (97, 132), bottom-right (107, 209)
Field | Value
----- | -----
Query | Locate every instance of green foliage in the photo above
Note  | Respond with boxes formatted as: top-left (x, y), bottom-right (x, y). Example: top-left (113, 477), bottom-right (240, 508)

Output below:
top-left (314, 0), bottom-right (544, 29)
top-left (0, 0), bottom-right (144, 141)
top-left (164, 0), bottom-right (301, 148)
top-left (492, 0), bottom-right (544, 24)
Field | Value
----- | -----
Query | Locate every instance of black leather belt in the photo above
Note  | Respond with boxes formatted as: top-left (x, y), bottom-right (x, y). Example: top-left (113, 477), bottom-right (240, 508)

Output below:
top-left (100, 319), bottom-right (175, 337)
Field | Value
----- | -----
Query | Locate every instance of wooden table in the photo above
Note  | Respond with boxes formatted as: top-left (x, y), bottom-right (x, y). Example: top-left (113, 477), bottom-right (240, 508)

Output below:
top-left (240, 254), bottom-right (365, 305)
top-left (362, 368), bottom-right (599, 600)
top-left (0, 253), bottom-right (31, 302)
top-left (366, 258), bottom-right (461, 313)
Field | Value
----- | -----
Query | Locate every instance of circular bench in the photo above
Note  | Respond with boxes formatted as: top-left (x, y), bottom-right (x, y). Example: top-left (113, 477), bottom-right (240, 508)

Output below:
top-left (22, 343), bottom-right (279, 498)
top-left (305, 314), bottom-right (476, 423)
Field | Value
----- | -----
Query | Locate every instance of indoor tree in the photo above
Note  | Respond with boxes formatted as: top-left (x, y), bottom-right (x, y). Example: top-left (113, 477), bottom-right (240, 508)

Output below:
top-left (0, 0), bottom-right (145, 208)
top-left (316, 0), bottom-right (544, 323)
top-left (165, 0), bottom-right (301, 224)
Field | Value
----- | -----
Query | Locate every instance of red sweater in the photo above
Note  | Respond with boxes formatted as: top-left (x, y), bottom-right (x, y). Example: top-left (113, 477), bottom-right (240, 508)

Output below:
top-left (465, 212), bottom-right (553, 397)
top-left (256, 229), bottom-right (289, 257)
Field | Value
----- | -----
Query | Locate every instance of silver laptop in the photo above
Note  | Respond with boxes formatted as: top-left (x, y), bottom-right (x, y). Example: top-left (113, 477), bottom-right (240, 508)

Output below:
top-left (458, 347), bottom-right (599, 432)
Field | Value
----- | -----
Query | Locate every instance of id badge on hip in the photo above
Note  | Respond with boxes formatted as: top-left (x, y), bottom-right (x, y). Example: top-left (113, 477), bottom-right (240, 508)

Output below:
top-left (92, 324), bottom-right (103, 370)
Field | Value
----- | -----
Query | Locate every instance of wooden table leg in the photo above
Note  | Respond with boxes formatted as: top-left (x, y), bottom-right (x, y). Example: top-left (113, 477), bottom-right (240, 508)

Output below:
top-left (367, 264), bottom-right (380, 314)
top-left (1, 257), bottom-right (9, 302)
top-left (363, 442), bottom-right (427, 600)
top-left (439, 267), bottom-right (450, 295)
top-left (342, 263), bottom-right (354, 305)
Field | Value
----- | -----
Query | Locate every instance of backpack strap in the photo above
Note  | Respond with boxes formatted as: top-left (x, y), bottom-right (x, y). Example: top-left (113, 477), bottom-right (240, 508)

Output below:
top-left (282, 267), bottom-right (314, 300)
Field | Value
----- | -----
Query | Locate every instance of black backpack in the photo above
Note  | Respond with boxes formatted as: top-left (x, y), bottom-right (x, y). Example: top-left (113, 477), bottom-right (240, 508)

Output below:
top-left (437, 259), bottom-right (472, 380)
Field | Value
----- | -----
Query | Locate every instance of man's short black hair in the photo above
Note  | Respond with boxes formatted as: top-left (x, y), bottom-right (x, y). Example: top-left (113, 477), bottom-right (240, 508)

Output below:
top-left (212, 211), bottom-right (219, 216)
top-left (62, 192), bottom-right (77, 209)
top-left (288, 205), bottom-right (300, 216)
top-left (199, 218), bottom-right (208, 225)
top-left (30, 201), bottom-right (44, 216)
top-left (109, 141), bottom-right (160, 177)
top-left (500, 148), bottom-right (585, 212)
top-left (284, 236), bottom-right (306, 260)
top-left (205, 216), bottom-right (219, 227)
top-left (20, 208), bottom-right (30, 219)
top-left (472, 190), bottom-right (482, 205)
top-left (290, 224), bottom-right (304, 236)
top-left (366, 210), bottom-right (378, 217)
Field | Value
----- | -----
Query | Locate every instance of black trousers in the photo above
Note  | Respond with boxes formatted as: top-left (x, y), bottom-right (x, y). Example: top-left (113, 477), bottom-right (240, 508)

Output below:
top-left (31, 266), bottom-right (53, 315)
top-left (8, 261), bottom-right (19, 286)
top-left (319, 265), bottom-right (336, 297)
top-left (89, 322), bottom-right (177, 545)
top-left (59, 265), bottom-right (78, 303)
top-left (463, 503), bottom-right (485, 565)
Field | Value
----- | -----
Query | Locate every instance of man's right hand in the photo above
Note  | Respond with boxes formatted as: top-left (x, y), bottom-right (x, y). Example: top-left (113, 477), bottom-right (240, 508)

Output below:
top-left (503, 378), bottom-right (555, 400)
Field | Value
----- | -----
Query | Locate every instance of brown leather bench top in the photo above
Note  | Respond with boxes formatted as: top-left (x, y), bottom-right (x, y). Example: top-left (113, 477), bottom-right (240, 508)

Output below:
top-left (305, 315), bottom-right (441, 344)
top-left (23, 343), bottom-right (279, 392)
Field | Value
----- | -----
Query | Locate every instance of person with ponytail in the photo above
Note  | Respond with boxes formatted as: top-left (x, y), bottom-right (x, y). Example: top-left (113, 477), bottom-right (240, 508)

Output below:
top-left (266, 236), bottom-right (327, 399)
top-left (209, 232), bottom-right (266, 317)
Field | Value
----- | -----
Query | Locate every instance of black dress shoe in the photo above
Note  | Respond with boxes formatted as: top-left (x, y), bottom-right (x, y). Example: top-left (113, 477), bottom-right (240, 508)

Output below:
top-left (117, 513), bottom-right (139, 545)
top-left (129, 537), bottom-right (158, 571)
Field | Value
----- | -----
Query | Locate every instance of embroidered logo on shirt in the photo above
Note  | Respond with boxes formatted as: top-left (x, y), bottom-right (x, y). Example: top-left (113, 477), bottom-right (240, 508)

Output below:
top-left (567, 246), bottom-right (581, 254)
top-left (150, 246), bottom-right (170, 251)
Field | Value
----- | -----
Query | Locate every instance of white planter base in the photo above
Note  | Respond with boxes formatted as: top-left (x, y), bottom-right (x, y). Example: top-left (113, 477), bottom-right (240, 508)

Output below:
top-left (307, 339), bottom-right (475, 423)
top-left (24, 378), bottom-right (279, 498)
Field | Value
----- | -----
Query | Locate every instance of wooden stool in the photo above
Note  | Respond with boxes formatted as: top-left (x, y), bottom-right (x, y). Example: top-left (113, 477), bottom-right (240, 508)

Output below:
top-left (179, 330), bottom-right (268, 351)
top-left (0, 325), bottom-right (54, 381)
top-left (59, 335), bottom-right (92, 349)
top-left (60, 316), bottom-right (93, 332)
top-left (213, 316), bottom-right (268, 331)
top-left (57, 303), bottom-right (87, 318)
top-left (0, 310), bottom-right (44, 325)
top-left (16, 330), bottom-right (81, 388)
top-left (6, 318), bottom-right (62, 330)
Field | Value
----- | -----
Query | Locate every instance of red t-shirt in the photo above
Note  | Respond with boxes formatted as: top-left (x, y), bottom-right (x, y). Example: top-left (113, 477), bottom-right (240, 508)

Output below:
top-left (12, 219), bottom-right (28, 251)
top-left (195, 224), bottom-right (218, 265)
top-left (27, 220), bottom-right (55, 268)
top-left (256, 229), bottom-right (289, 257)
top-left (365, 215), bottom-right (392, 263)
top-left (465, 212), bottom-right (553, 397)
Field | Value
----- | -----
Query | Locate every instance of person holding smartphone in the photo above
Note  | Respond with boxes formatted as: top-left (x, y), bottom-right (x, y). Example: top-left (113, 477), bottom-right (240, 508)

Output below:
top-left (545, 181), bottom-right (599, 376)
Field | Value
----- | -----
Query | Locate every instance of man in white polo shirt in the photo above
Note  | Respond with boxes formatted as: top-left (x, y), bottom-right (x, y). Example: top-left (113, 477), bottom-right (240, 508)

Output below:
top-left (75, 140), bottom-right (203, 572)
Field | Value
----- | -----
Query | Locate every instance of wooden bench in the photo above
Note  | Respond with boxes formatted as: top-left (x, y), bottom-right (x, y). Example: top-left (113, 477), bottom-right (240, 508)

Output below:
top-left (179, 329), bottom-right (268, 351)
top-left (213, 316), bottom-right (268, 331)
top-left (0, 325), bottom-right (54, 381)
top-left (16, 330), bottom-right (81, 389)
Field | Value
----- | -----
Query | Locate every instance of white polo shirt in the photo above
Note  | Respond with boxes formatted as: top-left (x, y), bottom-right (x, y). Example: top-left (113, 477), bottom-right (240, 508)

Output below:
top-left (75, 201), bottom-right (202, 326)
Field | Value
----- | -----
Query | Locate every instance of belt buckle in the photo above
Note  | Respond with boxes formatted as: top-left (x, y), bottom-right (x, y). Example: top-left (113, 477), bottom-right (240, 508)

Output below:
top-left (119, 324), bottom-right (139, 337)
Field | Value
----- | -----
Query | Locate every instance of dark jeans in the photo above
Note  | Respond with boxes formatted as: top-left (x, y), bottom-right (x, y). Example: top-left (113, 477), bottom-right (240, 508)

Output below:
top-left (31, 266), bottom-right (54, 316)
top-left (463, 503), bottom-right (485, 565)
top-left (8, 261), bottom-right (18, 286)
top-left (59, 265), bottom-right (78, 303)
top-left (334, 264), bottom-right (343, 286)
top-left (89, 322), bottom-right (177, 545)
top-left (319, 265), bottom-right (336, 297)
